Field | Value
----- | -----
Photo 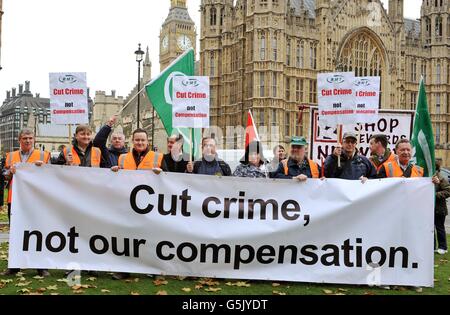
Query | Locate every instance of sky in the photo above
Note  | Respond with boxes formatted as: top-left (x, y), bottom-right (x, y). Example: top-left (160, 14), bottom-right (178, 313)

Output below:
top-left (0, 0), bottom-right (422, 102)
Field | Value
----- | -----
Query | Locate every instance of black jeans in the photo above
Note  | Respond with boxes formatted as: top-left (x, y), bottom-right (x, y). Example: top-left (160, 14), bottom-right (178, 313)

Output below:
top-left (435, 214), bottom-right (448, 251)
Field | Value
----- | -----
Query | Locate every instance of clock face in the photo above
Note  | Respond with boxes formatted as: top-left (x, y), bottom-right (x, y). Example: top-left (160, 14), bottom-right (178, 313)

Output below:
top-left (177, 35), bottom-right (192, 51)
top-left (162, 36), bottom-right (169, 51)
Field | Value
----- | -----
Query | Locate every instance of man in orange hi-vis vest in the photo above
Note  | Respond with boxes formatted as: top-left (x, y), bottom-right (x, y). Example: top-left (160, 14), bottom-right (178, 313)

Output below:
top-left (379, 139), bottom-right (441, 186)
top-left (110, 128), bottom-right (163, 281)
top-left (112, 128), bottom-right (163, 173)
top-left (1, 128), bottom-right (50, 277)
top-left (270, 137), bottom-right (320, 182)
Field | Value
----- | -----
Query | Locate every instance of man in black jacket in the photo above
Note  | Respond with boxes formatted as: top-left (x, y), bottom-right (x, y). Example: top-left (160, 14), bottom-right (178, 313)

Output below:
top-left (93, 115), bottom-right (128, 168)
top-left (325, 132), bottom-right (377, 181)
top-left (186, 137), bottom-right (231, 176)
top-left (162, 134), bottom-right (190, 173)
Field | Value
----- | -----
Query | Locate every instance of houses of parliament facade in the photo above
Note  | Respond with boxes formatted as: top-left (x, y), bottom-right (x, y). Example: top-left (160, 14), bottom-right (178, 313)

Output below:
top-left (198, 0), bottom-right (450, 164)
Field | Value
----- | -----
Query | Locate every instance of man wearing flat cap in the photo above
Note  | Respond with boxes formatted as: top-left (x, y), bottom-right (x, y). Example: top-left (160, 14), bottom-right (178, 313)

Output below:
top-left (324, 132), bottom-right (377, 181)
top-left (271, 136), bottom-right (320, 182)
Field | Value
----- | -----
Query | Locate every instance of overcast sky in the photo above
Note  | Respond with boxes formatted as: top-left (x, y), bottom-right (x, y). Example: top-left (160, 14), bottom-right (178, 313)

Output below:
top-left (0, 0), bottom-right (422, 101)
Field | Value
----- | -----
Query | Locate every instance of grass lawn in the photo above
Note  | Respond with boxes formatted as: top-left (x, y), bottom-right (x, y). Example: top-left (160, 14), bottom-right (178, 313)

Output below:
top-left (0, 239), bottom-right (449, 296)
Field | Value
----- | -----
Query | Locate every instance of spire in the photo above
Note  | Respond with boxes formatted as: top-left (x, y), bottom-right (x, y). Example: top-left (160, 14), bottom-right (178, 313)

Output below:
top-left (145, 46), bottom-right (151, 66)
top-left (143, 46), bottom-right (152, 82)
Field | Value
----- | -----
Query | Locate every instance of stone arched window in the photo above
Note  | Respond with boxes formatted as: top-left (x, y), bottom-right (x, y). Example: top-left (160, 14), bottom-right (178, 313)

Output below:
top-left (339, 32), bottom-right (385, 78)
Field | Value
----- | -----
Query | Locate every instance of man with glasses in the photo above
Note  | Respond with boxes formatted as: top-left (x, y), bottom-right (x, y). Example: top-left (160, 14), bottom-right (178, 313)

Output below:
top-left (324, 132), bottom-right (377, 181)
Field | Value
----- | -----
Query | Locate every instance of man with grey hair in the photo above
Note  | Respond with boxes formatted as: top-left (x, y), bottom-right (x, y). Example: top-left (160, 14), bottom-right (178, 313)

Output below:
top-left (1, 128), bottom-right (50, 277)
top-left (93, 115), bottom-right (128, 168)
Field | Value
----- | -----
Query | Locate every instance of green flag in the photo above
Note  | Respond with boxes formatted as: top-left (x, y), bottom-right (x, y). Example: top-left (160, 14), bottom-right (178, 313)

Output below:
top-left (411, 77), bottom-right (436, 177)
top-left (145, 49), bottom-right (202, 159)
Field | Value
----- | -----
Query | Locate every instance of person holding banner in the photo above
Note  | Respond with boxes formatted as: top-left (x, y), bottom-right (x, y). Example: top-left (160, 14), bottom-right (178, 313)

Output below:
top-left (324, 132), bottom-right (377, 181)
top-left (378, 139), bottom-right (424, 178)
top-left (271, 137), bottom-right (320, 181)
top-left (369, 134), bottom-right (396, 174)
top-left (54, 125), bottom-right (102, 167)
top-left (233, 141), bottom-right (267, 179)
top-left (112, 128), bottom-right (163, 173)
top-left (186, 137), bottom-right (232, 176)
top-left (93, 115), bottom-right (127, 168)
top-left (162, 134), bottom-right (190, 173)
top-left (1, 128), bottom-right (51, 277)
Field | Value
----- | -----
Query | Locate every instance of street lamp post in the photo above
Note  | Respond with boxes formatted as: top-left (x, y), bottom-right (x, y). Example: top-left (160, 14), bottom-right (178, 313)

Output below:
top-left (135, 43), bottom-right (144, 129)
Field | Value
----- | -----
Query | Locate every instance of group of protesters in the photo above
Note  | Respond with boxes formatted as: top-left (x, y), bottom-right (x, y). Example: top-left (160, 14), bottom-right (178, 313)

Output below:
top-left (1, 114), bottom-right (449, 279)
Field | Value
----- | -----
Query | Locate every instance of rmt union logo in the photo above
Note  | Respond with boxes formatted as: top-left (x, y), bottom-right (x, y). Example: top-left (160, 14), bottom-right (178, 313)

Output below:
top-left (182, 78), bottom-right (200, 87)
top-left (354, 78), bottom-right (371, 87)
top-left (59, 75), bottom-right (78, 84)
top-left (327, 75), bottom-right (345, 84)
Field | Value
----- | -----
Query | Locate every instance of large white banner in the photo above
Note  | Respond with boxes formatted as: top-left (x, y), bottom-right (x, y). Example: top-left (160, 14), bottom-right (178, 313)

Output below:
top-left (172, 76), bottom-right (210, 128)
top-left (310, 108), bottom-right (415, 165)
top-left (318, 72), bottom-right (357, 125)
top-left (49, 72), bottom-right (89, 125)
top-left (354, 76), bottom-right (380, 123)
top-left (9, 165), bottom-right (434, 287)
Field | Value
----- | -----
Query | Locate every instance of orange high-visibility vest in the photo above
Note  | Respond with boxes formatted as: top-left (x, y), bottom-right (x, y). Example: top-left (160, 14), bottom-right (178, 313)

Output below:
top-left (384, 161), bottom-right (424, 178)
top-left (118, 150), bottom-right (163, 170)
top-left (371, 152), bottom-right (397, 172)
top-left (284, 159), bottom-right (320, 179)
top-left (63, 146), bottom-right (101, 168)
top-left (5, 149), bottom-right (50, 203)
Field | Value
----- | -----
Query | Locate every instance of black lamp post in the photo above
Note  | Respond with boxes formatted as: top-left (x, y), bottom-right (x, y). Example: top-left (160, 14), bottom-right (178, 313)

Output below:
top-left (135, 43), bottom-right (145, 129)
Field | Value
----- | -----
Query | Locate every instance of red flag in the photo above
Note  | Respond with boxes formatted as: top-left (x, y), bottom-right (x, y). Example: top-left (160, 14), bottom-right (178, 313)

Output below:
top-left (245, 110), bottom-right (260, 148)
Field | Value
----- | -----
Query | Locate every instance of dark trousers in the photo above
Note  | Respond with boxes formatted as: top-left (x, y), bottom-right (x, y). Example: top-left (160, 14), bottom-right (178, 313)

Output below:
top-left (435, 214), bottom-right (448, 251)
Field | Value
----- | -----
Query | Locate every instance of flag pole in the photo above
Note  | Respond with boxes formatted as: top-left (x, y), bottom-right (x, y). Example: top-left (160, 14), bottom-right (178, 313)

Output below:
top-left (189, 128), bottom-right (193, 162)
top-left (337, 124), bottom-right (341, 168)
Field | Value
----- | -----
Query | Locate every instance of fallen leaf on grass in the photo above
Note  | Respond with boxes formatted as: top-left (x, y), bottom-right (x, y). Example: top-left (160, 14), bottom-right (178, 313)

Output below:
top-left (415, 288), bottom-right (423, 293)
top-left (15, 282), bottom-right (32, 287)
top-left (204, 287), bottom-right (222, 293)
top-left (134, 278), bottom-right (140, 283)
top-left (16, 277), bottom-right (26, 282)
top-left (27, 292), bottom-right (44, 296)
top-left (101, 289), bottom-right (111, 293)
top-left (273, 291), bottom-right (286, 296)
top-left (198, 279), bottom-right (220, 286)
top-left (364, 291), bottom-right (376, 296)
top-left (36, 288), bottom-right (47, 293)
top-left (272, 283), bottom-right (281, 287)
top-left (225, 281), bottom-right (250, 287)
top-left (46, 285), bottom-right (58, 291)
top-left (156, 290), bottom-right (168, 295)
top-left (153, 279), bottom-right (168, 286)
top-left (194, 285), bottom-right (203, 290)
top-left (86, 277), bottom-right (97, 282)
top-left (50, 293), bottom-right (60, 296)
top-left (131, 291), bottom-right (140, 295)
top-left (322, 289), bottom-right (334, 295)
top-left (177, 276), bottom-right (187, 281)
top-left (73, 290), bottom-right (84, 294)
top-left (17, 288), bottom-right (30, 294)
top-left (15, 272), bottom-right (24, 277)
top-left (0, 279), bottom-right (13, 284)
top-left (338, 288), bottom-right (348, 292)
top-left (33, 276), bottom-right (44, 280)
top-left (334, 293), bottom-right (346, 296)
top-left (181, 288), bottom-right (192, 293)
top-left (56, 278), bottom-right (68, 283)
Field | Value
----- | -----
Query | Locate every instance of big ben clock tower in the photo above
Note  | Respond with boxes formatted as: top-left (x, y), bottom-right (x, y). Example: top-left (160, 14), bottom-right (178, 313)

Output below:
top-left (160, 0), bottom-right (197, 71)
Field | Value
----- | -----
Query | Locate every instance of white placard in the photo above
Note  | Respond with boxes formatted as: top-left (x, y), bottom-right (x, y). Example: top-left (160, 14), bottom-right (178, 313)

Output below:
top-left (354, 77), bottom-right (381, 123)
top-left (318, 72), bottom-right (356, 125)
top-left (9, 165), bottom-right (434, 287)
top-left (310, 108), bottom-right (415, 164)
top-left (172, 76), bottom-right (210, 128)
top-left (49, 72), bottom-right (88, 125)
